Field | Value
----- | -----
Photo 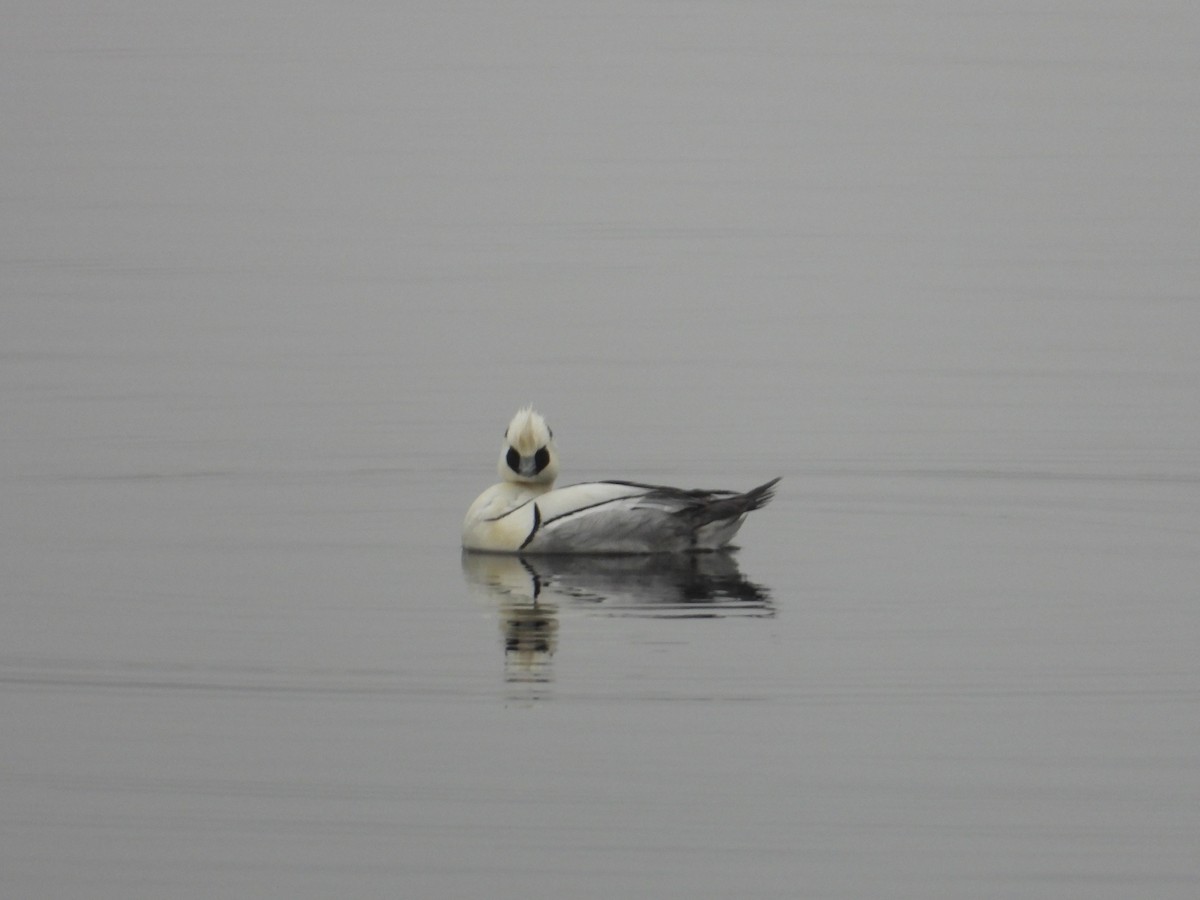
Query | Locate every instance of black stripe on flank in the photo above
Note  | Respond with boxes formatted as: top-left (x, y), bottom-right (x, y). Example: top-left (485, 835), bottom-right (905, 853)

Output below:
top-left (538, 492), bottom-right (645, 528)
top-left (519, 503), bottom-right (542, 550)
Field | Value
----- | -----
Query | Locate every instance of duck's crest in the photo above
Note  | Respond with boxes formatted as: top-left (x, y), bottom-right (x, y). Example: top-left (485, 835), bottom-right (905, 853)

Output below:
top-left (506, 405), bottom-right (550, 456)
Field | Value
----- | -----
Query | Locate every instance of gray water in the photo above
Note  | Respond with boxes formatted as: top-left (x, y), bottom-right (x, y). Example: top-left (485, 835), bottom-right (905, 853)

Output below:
top-left (3, 3), bottom-right (1199, 898)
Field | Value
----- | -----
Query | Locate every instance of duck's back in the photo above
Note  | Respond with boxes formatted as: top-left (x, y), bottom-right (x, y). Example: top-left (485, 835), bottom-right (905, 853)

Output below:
top-left (521, 478), bottom-right (779, 554)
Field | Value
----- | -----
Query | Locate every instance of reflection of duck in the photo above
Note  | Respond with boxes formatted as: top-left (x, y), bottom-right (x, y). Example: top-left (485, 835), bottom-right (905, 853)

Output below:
top-left (462, 407), bottom-right (779, 554)
top-left (461, 553), bottom-right (559, 684)
top-left (461, 550), bottom-right (774, 619)
top-left (498, 599), bottom-right (557, 684)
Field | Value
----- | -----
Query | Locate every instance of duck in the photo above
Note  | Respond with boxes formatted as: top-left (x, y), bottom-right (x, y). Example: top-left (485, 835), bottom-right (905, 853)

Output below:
top-left (462, 406), bottom-right (779, 554)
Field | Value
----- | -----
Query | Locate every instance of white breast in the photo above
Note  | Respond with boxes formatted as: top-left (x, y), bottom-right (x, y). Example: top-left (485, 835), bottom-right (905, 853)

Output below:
top-left (460, 483), bottom-right (543, 552)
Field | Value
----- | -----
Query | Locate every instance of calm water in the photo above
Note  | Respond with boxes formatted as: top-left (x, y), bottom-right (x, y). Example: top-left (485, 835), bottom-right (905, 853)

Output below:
top-left (3, 3), bottom-right (1199, 897)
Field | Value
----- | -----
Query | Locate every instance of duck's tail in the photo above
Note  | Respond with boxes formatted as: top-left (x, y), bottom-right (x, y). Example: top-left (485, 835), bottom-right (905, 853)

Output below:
top-left (681, 477), bottom-right (781, 527)
top-left (683, 477), bottom-right (780, 550)
top-left (741, 477), bottom-right (781, 512)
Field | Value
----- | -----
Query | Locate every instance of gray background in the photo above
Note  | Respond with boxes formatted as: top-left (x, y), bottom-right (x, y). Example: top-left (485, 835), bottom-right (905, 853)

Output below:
top-left (3, 2), bottom-right (1198, 897)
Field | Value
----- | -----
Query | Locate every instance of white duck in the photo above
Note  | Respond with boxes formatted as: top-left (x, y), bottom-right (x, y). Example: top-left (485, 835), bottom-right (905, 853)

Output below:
top-left (462, 406), bottom-right (779, 554)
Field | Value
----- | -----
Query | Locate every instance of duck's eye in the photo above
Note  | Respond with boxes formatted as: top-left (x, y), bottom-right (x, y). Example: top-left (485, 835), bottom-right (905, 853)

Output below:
top-left (534, 448), bottom-right (550, 472)
top-left (506, 447), bottom-right (520, 472)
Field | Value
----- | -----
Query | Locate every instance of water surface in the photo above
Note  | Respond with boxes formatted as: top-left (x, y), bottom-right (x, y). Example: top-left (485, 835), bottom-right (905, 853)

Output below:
top-left (3, 2), bottom-right (1198, 898)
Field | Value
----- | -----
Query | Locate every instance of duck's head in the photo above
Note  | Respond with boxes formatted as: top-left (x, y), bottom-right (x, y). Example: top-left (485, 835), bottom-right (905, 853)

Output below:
top-left (498, 405), bottom-right (559, 486)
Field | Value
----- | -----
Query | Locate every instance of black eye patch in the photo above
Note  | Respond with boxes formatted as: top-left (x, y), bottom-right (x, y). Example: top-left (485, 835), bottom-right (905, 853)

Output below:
top-left (506, 447), bottom-right (520, 472)
top-left (534, 448), bottom-right (550, 472)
